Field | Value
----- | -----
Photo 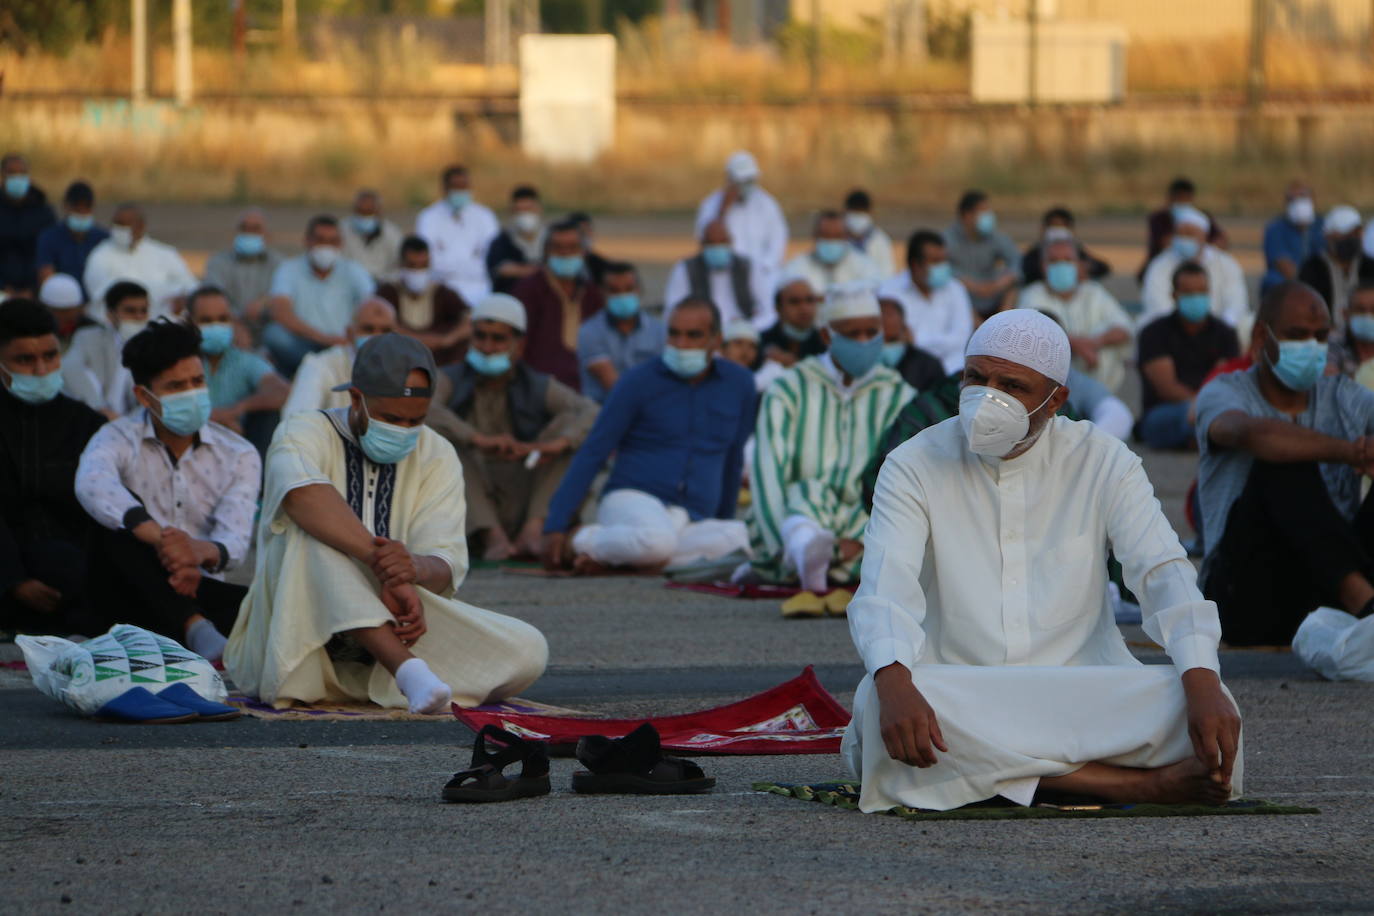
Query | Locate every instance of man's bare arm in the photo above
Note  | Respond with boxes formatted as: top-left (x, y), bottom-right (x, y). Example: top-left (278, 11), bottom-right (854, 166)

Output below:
top-left (282, 484), bottom-right (376, 562)
top-left (1207, 409), bottom-right (1360, 466)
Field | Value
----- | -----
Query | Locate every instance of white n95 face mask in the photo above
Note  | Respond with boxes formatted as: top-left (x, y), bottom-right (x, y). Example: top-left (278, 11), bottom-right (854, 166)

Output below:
top-left (958, 384), bottom-right (1058, 458)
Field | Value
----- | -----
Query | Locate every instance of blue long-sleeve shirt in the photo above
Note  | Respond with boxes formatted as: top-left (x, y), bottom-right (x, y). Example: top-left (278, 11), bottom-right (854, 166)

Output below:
top-left (544, 356), bottom-right (758, 533)
top-left (1262, 214), bottom-right (1325, 294)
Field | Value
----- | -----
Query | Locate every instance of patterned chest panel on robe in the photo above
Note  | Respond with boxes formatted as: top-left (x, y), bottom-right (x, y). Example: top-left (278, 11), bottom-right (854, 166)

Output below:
top-left (325, 410), bottom-right (396, 538)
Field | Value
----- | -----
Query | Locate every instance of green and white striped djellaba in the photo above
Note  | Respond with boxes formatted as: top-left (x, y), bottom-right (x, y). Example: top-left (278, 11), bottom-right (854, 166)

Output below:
top-left (748, 355), bottom-right (915, 584)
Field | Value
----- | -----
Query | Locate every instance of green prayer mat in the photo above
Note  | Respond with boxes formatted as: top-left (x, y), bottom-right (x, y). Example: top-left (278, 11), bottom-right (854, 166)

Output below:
top-left (753, 782), bottom-right (1319, 820)
top-left (470, 558), bottom-right (542, 571)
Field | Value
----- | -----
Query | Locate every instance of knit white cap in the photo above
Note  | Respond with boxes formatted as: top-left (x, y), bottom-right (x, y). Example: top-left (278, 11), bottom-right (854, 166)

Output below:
top-left (39, 273), bottom-right (83, 309)
top-left (723, 319), bottom-right (759, 343)
top-left (725, 150), bottom-right (760, 183)
top-left (472, 293), bottom-right (527, 333)
top-left (820, 283), bottom-right (881, 325)
top-left (1173, 205), bottom-right (1210, 235)
top-left (965, 309), bottom-right (1071, 385)
top-left (1326, 205), bottom-right (1362, 236)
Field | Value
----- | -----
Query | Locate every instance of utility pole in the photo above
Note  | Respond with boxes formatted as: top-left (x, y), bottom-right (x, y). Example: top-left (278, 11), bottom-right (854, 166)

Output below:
top-left (1246, 0), bottom-right (1267, 111)
top-left (131, 0), bottom-right (148, 103)
top-left (1026, 0), bottom-right (1039, 107)
top-left (486, 0), bottom-right (511, 67)
top-left (809, 0), bottom-right (821, 94)
top-left (173, 0), bottom-right (193, 106)
top-left (282, 0), bottom-right (298, 53)
top-left (233, 0), bottom-right (247, 62)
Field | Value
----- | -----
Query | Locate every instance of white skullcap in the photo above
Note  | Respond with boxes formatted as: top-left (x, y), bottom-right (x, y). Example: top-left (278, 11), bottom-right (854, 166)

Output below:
top-left (773, 268), bottom-right (815, 295)
top-left (38, 273), bottom-right (83, 309)
top-left (965, 309), bottom-right (1071, 386)
top-left (820, 283), bottom-right (881, 325)
top-left (472, 293), bottom-right (527, 333)
top-left (1173, 205), bottom-right (1210, 235)
top-left (1042, 226), bottom-right (1075, 244)
top-left (723, 319), bottom-right (759, 343)
top-left (725, 150), bottom-right (760, 183)
top-left (1326, 205), bottom-right (1361, 236)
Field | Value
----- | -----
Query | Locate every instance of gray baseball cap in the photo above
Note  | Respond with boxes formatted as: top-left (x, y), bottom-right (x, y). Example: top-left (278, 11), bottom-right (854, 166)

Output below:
top-left (331, 333), bottom-right (436, 398)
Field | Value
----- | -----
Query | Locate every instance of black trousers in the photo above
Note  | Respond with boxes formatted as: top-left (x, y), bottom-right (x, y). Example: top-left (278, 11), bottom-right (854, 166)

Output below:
top-left (1203, 461), bottom-right (1374, 646)
top-left (87, 527), bottom-right (248, 641)
top-left (0, 537), bottom-right (94, 634)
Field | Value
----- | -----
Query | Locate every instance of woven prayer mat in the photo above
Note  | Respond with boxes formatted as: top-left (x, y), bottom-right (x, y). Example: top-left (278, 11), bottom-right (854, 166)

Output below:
top-left (753, 781), bottom-right (1319, 820)
top-left (225, 695), bottom-right (452, 722)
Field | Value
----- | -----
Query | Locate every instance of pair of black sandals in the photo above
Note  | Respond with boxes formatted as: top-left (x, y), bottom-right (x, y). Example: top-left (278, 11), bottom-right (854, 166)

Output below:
top-left (443, 722), bottom-right (715, 803)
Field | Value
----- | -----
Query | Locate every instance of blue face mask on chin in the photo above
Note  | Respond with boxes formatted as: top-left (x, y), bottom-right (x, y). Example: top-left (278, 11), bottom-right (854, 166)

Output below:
top-left (359, 402), bottom-right (422, 464)
top-left (828, 329), bottom-right (884, 378)
top-left (5, 367), bottom-right (64, 405)
top-left (466, 348), bottom-right (512, 377)
top-left (153, 387), bottom-right (212, 436)
top-left (606, 293), bottom-right (640, 319)
top-left (662, 346), bottom-right (709, 378)
top-left (547, 255), bottom-right (584, 279)
top-left (1267, 330), bottom-right (1327, 393)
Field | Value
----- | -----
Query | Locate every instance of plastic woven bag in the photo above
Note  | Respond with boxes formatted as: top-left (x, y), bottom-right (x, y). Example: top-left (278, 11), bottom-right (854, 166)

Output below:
top-left (16, 624), bottom-right (227, 716)
top-left (1292, 607), bottom-right (1374, 682)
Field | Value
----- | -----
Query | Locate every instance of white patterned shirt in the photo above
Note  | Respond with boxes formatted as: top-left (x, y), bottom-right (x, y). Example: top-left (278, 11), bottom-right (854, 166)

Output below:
top-left (75, 409), bottom-right (261, 572)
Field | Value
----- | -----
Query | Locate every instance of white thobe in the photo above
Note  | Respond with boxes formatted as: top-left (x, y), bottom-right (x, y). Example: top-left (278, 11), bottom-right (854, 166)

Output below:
top-left (662, 259), bottom-right (776, 332)
top-left (875, 272), bottom-right (974, 374)
top-left (853, 227), bottom-right (896, 280)
top-left (1140, 246), bottom-right (1250, 333)
top-left (694, 188), bottom-right (789, 274)
top-left (1017, 281), bottom-right (1135, 394)
top-left (414, 200), bottom-right (501, 306)
top-left (83, 237), bottom-right (197, 322)
top-left (781, 251), bottom-right (883, 295)
top-left (281, 344), bottom-right (354, 417)
top-left (842, 416), bottom-right (1242, 811)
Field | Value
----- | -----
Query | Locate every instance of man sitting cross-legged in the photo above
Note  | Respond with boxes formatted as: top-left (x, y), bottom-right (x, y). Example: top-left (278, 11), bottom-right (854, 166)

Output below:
top-left (843, 308), bottom-right (1242, 812)
top-left (542, 298), bottom-right (757, 574)
top-left (225, 334), bottom-right (547, 712)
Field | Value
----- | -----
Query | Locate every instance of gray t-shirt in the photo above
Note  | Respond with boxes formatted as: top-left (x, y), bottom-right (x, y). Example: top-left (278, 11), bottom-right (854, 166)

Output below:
top-left (1195, 367), bottom-right (1374, 577)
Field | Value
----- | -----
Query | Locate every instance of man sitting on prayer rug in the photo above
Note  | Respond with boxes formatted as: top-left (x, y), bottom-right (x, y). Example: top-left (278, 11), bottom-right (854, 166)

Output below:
top-left (747, 284), bottom-right (915, 600)
top-left (224, 334), bottom-right (547, 713)
top-left (843, 309), bottom-right (1242, 812)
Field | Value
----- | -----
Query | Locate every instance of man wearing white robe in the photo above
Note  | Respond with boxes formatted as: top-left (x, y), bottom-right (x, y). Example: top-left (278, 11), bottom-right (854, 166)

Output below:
top-left (693, 151), bottom-right (788, 280)
top-left (843, 309), bottom-right (1242, 812)
top-left (225, 334), bottom-right (547, 713)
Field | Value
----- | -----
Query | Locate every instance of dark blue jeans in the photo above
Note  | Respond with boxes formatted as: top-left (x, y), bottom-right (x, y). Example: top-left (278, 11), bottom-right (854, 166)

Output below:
top-left (1139, 401), bottom-right (1194, 450)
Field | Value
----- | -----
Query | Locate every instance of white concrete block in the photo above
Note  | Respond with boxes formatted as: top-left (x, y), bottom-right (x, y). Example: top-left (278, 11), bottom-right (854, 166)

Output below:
top-left (519, 34), bottom-right (616, 163)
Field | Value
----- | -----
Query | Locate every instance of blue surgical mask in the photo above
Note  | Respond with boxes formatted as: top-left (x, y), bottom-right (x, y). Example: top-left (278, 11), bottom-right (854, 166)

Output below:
top-left (152, 387), bottom-right (212, 436)
top-left (5, 367), bottom-right (64, 405)
top-left (606, 293), bottom-right (640, 319)
top-left (5, 174), bottom-right (30, 198)
top-left (1177, 293), bottom-right (1211, 323)
top-left (1267, 330), bottom-right (1327, 393)
top-left (780, 322), bottom-right (813, 342)
top-left (1045, 261), bottom-right (1079, 294)
top-left (447, 190), bottom-right (472, 210)
top-left (880, 341), bottom-right (906, 368)
top-left (975, 210), bottom-right (997, 235)
top-left (1349, 314), bottom-right (1374, 343)
top-left (1172, 236), bottom-right (1201, 260)
top-left (199, 323), bottom-right (234, 356)
top-left (353, 334), bottom-right (376, 351)
top-left (547, 254), bottom-right (584, 279)
top-left (66, 213), bottom-right (94, 233)
top-left (828, 329), bottom-right (883, 378)
top-left (466, 348), bottom-right (512, 377)
top-left (234, 232), bottom-right (265, 257)
top-left (359, 403), bottom-right (421, 464)
top-left (702, 244), bottom-right (733, 270)
top-left (352, 215), bottom-right (378, 236)
top-left (662, 346), bottom-right (709, 378)
top-left (926, 262), bottom-right (953, 289)
top-left (815, 239), bottom-right (848, 266)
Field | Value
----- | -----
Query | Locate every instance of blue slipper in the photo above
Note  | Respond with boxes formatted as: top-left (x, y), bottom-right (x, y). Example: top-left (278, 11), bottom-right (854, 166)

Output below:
top-left (93, 686), bottom-right (199, 724)
top-left (158, 683), bottom-right (243, 722)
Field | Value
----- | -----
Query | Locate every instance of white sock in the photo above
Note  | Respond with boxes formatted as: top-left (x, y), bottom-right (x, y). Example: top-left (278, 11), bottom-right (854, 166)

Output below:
top-left (185, 618), bottom-right (228, 662)
top-left (394, 657), bottom-right (452, 715)
top-left (784, 519), bottom-right (835, 594)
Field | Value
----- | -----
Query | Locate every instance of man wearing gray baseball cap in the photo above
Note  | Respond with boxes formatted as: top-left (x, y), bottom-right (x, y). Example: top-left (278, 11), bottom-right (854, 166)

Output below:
top-left (225, 333), bottom-right (547, 714)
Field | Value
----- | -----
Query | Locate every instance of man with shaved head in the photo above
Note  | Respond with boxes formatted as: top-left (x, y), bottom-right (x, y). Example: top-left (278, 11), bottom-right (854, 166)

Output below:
top-left (1198, 281), bottom-right (1374, 648)
top-left (844, 308), bottom-right (1241, 813)
top-left (204, 207), bottom-right (283, 326)
top-left (83, 202), bottom-right (196, 321)
top-left (663, 219), bottom-right (773, 332)
top-left (283, 296), bottom-right (397, 417)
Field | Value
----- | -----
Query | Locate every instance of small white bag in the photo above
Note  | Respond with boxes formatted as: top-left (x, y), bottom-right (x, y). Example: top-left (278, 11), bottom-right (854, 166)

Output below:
top-left (1292, 607), bottom-right (1374, 682)
top-left (16, 624), bottom-right (227, 716)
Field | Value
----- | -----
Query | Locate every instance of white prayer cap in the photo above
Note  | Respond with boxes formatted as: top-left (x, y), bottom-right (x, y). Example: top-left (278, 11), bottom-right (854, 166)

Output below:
top-left (723, 319), bottom-right (759, 343)
top-left (965, 308), bottom-right (1071, 386)
top-left (38, 273), bottom-right (83, 309)
top-left (1042, 225), bottom-right (1075, 244)
top-left (773, 268), bottom-right (814, 295)
top-left (725, 150), bottom-right (760, 183)
top-left (472, 293), bottom-right (527, 333)
top-left (1173, 205), bottom-right (1210, 235)
top-left (1325, 205), bottom-right (1361, 236)
top-left (820, 282), bottom-right (881, 325)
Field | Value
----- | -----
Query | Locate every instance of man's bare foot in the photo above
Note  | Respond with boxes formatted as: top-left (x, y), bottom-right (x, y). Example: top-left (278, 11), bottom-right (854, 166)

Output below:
top-left (571, 553), bottom-right (609, 576)
top-left (1142, 757), bottom-right (1232, 806)
top-left (513, 519), bottom-right (545, 558)
top-left (482, 534), bottom-right (516, 562)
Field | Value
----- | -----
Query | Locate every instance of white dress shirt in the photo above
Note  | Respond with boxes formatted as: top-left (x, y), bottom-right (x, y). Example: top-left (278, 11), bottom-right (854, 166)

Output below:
top-left (282, 344), bottom-right (355, 417)
top-left (74, 410), bottom-right (262, 572)
top-left (662, 258), bottom-right (776, 332)
top-left (414, 199), bottom-right (501, 306)
top-left (694, 187), bottom-right (789, 274)
top-left (83, 236), bottom-right (198, 322)
top-left (876, 272), bottom-right (974, 374)
top-left (850, 415), bottom-right (1222, 678)
top-left (1140, 245), bottom-right (1250, 331)
top-left (62, 324), bottom-right (136, 415)
top-left (1017, 280), bottom-right (1135, 393)
top-left (781, 250), bottom-right (883, 295)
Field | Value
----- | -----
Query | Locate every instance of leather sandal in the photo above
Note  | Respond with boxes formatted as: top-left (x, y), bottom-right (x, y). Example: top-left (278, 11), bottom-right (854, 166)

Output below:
top-left (442, 725), bottom-right (551, 803)
top-left (572, 723), bottom-right (715, 795)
